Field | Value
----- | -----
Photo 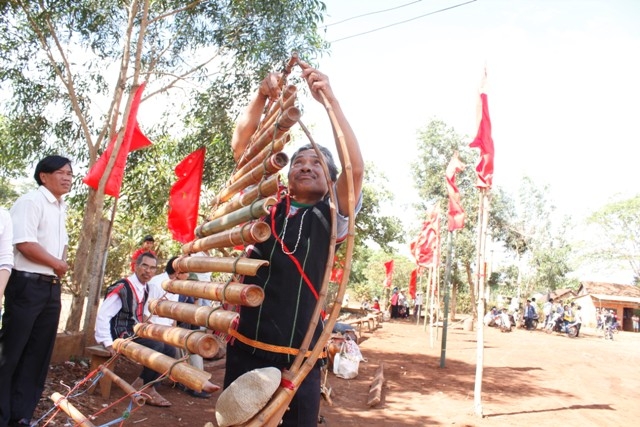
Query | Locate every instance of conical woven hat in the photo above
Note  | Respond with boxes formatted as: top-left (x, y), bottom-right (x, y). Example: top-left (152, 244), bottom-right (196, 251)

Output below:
top-left (215, 367), bottom-right (281, 427)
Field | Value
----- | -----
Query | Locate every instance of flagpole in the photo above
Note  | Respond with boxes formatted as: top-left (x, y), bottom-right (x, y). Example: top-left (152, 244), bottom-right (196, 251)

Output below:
top-left (473, 188), bottom-right (490, 416)
top-left (440, 230), bottom-right (454, 368)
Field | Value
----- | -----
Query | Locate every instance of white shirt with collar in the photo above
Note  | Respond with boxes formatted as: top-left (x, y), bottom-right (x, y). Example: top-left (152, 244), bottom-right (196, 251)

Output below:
top-left (95, 274), bottom-right (147, 347)
top-left (145, 272), bottom-right (179, 326)
top-left (10, 186), bottom-right (67, 275)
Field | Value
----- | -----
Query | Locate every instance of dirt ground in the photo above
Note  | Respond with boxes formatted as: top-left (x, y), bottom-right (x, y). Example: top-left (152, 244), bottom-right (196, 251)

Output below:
top-left (35, 317), bottom-right (640, 426)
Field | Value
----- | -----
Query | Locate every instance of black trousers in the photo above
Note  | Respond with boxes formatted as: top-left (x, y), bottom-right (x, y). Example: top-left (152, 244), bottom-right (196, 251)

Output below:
top-left (224, 343), bottom-right (321, 427)
top-left (0, 271), bottom-right (61, 427)
top-left (133, 337), bottom-right (176, 384)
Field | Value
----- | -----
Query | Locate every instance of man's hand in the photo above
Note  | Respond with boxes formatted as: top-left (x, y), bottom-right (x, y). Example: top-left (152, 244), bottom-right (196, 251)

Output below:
top-left (299, 60), bottom-right (334, 104)
top-left (259, 72), bottom-right (282, 101)
top-left (103, 344), bottom-right (117, 357)
top-left (53, 259), bottom-right (69, 278)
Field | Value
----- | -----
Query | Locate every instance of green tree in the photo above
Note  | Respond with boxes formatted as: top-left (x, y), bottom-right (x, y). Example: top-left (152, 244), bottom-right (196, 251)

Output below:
top-left (587, 195), bottom-right (640, 284)
top-left (0, 0), bottom-right (328, 336)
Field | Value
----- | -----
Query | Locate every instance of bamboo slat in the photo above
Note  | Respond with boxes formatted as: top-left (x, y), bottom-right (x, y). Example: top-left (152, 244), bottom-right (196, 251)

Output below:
top-left (133, 323), bottom-right (220, 359)
top-left (214, 152), bottom-right (288, 207)
top-left (98, 366), bottom-right (146, 406)
top-left (147, 300), bottom-right (239, 333)
top-left (173, 255), bottom-right (269, 276)
top-left (195, 197), bottom-right (277, 238)
top-left (181, 221), bottom-right (271, 254)
top-left (113, 339), bottom-right (219, 393)
top-left (162, 279), bottom-right (264, 307)
top-left (50, 393), bottom-right (95, 427)
top-left (208, 175), bottom-right (280, 222)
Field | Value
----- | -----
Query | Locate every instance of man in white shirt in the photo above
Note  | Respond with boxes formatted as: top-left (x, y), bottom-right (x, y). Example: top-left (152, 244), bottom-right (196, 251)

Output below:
top-left (95, 252), bottom-right (176, 407)
top-left (0, 155), bottom-right (71, 427)
top-left (144, 256), bottom-right (185, 326)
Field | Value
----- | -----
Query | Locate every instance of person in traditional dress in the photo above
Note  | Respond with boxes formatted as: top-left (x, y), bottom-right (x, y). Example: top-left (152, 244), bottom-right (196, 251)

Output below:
top-left (223, 61), bottom-right (364, 426)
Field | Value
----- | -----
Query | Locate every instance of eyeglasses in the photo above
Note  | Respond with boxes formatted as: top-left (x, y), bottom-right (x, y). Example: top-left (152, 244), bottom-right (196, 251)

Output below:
top-left (139, 263), bottom-right (157, 271)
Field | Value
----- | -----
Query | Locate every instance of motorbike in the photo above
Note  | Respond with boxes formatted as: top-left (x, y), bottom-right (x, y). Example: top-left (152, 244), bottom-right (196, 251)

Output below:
top-left (544, 312), bottom-right (578, 338)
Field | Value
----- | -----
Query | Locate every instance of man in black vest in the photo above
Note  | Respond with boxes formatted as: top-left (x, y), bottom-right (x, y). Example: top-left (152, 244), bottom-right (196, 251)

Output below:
top-left (94, 252), bottom-right (176, 407)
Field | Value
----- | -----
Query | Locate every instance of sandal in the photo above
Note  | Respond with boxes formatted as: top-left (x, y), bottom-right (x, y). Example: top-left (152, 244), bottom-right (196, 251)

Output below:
top-left (146, 388), bottom-right (172, 407)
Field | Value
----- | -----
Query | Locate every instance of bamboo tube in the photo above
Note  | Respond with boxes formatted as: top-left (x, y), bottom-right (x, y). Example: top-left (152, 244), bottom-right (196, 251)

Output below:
top-left (134, 323), bottom-right (220, 359)
top-left (50, 393), bottom-right (95, 427)
top-left (148, 300), bottom-right (239, 333)
top-left (182, 221), bottom-right (271, 254)
top-left (238, 85), bottom-right (297, 169)
top-left (229, 134), bottom-right (290, 191)
top-left (173, 255), bottom-right (269, 276)
top-left (209, 175), bottom-right (280, 221)
top-left (113, 339), bottom-right (219, 393)
top-left (195, 197), bottom-right (277, 238)
top-left (98, 366), bottom-right (146, 406)
top-left (214, 151), bottom-right (288, 206)
top-left (238, 107), bottom-right (300, 172)
top-left (162, 279), bottom-right (265, 307)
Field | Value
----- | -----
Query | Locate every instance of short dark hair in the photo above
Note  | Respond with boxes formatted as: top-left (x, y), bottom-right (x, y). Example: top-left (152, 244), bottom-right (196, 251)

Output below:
top-left (165, 256), bottom-right (179, 275)
top-left (136, 251), bottom-right (157, 266)
top-left (143, 235), bottom-right (154, 243)
top-left (290, 144), bottom-right (338, 182)
top-left (34, 155), bottom-right (72, 185)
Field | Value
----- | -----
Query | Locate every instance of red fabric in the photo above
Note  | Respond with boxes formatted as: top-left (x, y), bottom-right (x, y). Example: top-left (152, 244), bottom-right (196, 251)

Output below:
top-left (330, 257), bottom-right (344, 283)
top-left (446, 152), bottom-right (466, 231)
top-left (410, 205), bottom-right (439, 268)
top-left (469, 91), bottom-right (494, 188)
top-left (83, 83), bottom-right (150, 197)
top-left (130, 248), bottom-right (157, 272)
top-left (383, 260), bottom-right (394, 288)
top-left (168, 147), bottom-right (206, 244)
top-left (408, 268), bottom-right (418, 299)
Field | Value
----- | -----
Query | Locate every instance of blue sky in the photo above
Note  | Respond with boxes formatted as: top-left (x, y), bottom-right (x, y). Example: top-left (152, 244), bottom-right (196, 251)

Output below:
top-left (297, 0), bottom-right (640, 227)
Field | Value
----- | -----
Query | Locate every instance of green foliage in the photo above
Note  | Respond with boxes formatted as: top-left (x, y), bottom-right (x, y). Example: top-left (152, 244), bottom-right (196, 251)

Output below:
top-left (587, 195), bottom-right (640, 283)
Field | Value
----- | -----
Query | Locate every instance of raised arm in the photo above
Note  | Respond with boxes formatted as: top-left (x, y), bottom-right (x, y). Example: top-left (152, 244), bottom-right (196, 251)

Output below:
top-left (299, 61), bottom-right (364, 216)
top-left (230, 73), bottom-right (282, 162)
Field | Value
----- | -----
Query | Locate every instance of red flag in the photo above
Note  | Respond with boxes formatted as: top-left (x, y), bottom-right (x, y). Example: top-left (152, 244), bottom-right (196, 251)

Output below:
top-left (469, 70), bottom-right (494, 188)
top-left (168, 147), bottom-right (206, 243)
top-left (408, 268), bottom-right (418, 299)
top-left (83, 83), bottom-right (151, 197)
top-left (330, 257), bottom-right (345, 283)
top-left (446, 152), bottom-right (466, 231)
top-left (383, 260), bottom-right (394, 288)
top-left (410, 205), bottom-right (440, 267)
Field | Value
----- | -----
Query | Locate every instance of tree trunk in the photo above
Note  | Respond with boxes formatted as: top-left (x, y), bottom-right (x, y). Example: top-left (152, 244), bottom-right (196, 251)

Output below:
top-left (64, 190), bottom-right (110, 349)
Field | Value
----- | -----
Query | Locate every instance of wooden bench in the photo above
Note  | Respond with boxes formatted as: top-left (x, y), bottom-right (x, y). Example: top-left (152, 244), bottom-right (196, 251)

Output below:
top-left (86, 345), bottom-right (113, 399)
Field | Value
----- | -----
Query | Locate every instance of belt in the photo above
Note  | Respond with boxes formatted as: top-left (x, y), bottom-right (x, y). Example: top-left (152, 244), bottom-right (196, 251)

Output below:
top-left (12, 270), bottom-right (61, 285)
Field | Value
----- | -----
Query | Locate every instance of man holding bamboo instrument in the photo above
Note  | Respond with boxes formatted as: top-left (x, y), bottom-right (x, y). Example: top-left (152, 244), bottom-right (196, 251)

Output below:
top-left (223, 61), bottom-right (364, 426)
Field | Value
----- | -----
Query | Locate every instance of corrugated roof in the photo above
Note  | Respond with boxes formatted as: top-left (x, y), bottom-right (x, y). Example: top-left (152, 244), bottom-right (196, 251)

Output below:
top-left (578, 281), bottom-right (640, 298)
top-left (590, 294), bottom-right (640, 304)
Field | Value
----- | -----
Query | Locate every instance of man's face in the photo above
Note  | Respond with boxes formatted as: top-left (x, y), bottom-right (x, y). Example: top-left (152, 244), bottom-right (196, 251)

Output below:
top-left (143, 240), bottom-right (154, 250)
top-left (39, 163), bottom-right (73, 199)
top-left (288, 149), bottom-right (329, 203)
top-left (135, 255), bottom-right (157, 283)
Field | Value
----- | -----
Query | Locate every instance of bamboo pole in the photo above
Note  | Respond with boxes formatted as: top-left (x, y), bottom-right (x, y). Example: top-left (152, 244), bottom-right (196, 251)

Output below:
top-left (113, 339), bottom-right (219, 393)
top-left (133, 323), bottom-right (220, 358)
top-left (440, 230), bottom-right (455, 368)
top-left (147, 300), bottom-right (239, 333)
top-left (208, 175), bottom-right (280, 222)
top-left (473, 189), bottom-right (490, 416)
top-left (213, 152), bottom-right (289, 206)
top-left (98, 366), bottom-right (146, 406)
top-left (172, 255), bottom-right (269, 276)
top-left (195, 197), bottom-right (277, 238)
top-left (50, 393), bottom-right (95, 427)
top-left (182, 221), bottom-right (271, 254)
top-left (162, 279), bottom-right (265, 307)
